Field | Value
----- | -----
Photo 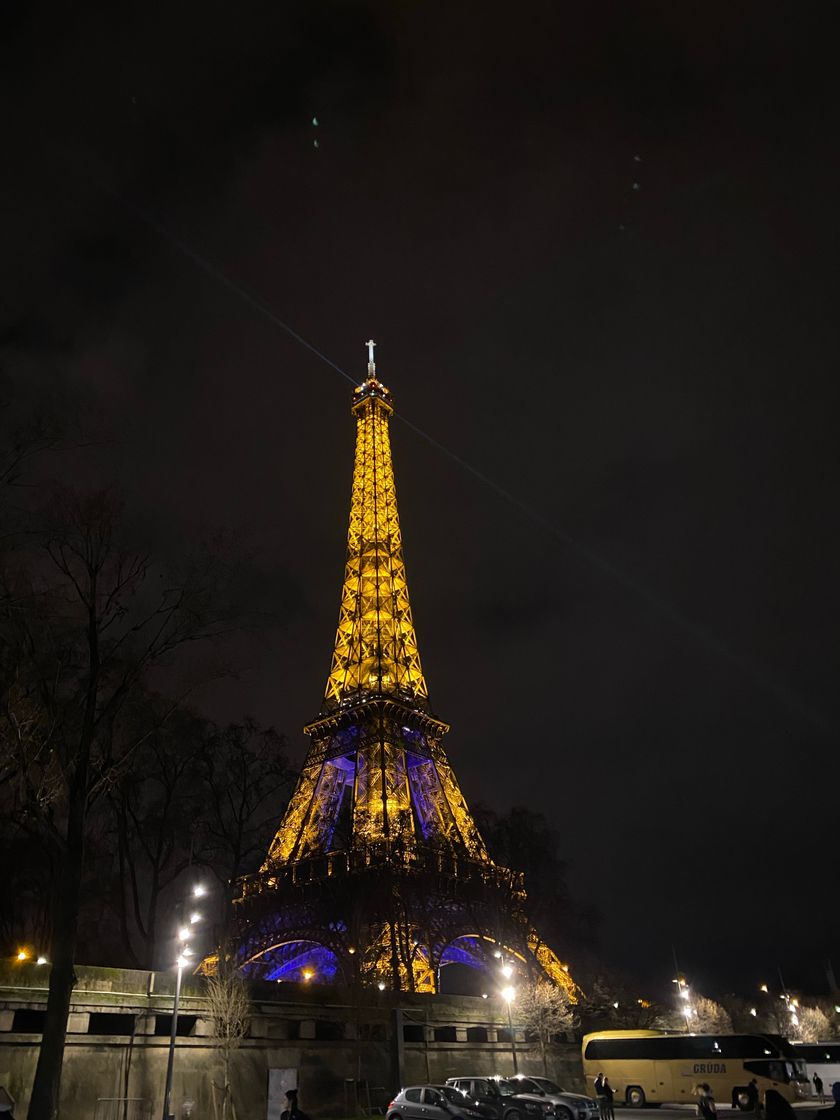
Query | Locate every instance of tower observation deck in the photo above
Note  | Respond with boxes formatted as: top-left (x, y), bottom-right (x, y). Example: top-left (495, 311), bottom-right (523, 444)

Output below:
top-left (232, 342), bottom-right (575, 995)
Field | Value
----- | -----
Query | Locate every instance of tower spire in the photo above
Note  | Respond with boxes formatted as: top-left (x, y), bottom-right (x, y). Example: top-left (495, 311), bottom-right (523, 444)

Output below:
top-left (322, 341), bottom-right (427, 710)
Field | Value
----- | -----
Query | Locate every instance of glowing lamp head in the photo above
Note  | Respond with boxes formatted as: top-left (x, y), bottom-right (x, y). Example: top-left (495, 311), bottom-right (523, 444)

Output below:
top-left (377, 981), bottom-right (386, 992)
top-left (760, 983), bottom-right (768, 993)
top-left (303, 970), bottom-right (313, 981)
top-left (750, 1008), bottom-right (757, 1017)
top-left (178, 927), bottom-right (191, 942)
top-left (189, 912), bottom-right (201, 925)
top-left (36, 956), bottom-right (48, 965)
top-left (679, 987), bottom-right (690, 1000)
top-left (16, 949), bottom-right (28, 962)
top-left (501, 985), bottom-right (515, 1003)
top-left (193, 884), bottom-right (206, 898)
top-left (176, 953), bottom-right (188, 968)
top-left (501, 964), bottom-right (513, 979)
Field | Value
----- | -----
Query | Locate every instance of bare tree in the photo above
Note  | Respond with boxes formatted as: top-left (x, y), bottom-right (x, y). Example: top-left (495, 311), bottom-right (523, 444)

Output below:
top-left (795, 1006), bottom-right (831, 1043)
top-left (107, 702), bottom-right (206, 967)
top-left (194, 719), bottom-right (294, 939)
top-left (690, 995), bottom-right (733, 1034)
top-left (517, 979), bottom-right (577, 1074)
top-left (206, 968), bottom-right (251, 1120)
top-left (0, 488), bottom-right (233, 1120)
top-left (578, 970), bottom-right (670, 1031)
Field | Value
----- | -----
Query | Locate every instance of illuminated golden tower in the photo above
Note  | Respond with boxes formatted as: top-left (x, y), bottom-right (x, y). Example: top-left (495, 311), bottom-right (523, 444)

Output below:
top-left (234, 342), bottom-right (574, 995)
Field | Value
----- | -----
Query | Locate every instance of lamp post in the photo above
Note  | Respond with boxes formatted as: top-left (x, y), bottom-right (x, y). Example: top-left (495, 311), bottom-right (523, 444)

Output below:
top-left (161, 885), bottom-right (207, 1120)
top-left (672, 975), bottom-right (692, 1033)
top-left (501, 985), bottom-right (518, 1075)
top-left (162, 952), bottom-right (185, 1120)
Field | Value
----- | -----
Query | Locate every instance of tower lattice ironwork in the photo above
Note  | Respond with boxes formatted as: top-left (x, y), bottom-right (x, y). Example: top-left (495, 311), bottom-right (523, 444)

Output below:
top-left (232, 342), bottom-right (575, 995)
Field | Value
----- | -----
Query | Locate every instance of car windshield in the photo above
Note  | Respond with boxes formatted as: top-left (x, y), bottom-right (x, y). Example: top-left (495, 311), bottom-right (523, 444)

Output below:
top-left (533, 1081), bottom-right (564, 1095)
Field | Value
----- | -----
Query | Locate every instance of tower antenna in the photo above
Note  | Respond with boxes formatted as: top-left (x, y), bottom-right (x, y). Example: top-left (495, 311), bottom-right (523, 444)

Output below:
top-left (366, 338), bottom-right (376, 377)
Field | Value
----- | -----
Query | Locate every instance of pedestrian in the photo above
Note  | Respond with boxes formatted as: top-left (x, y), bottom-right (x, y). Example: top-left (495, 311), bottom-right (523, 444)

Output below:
top-left (814, 1074), bottom-right (825, 1103)
top-left (815, 1083), bottom-right (840, 1120)
top-left (281, 1089), bottom-right (310, 1120)
top-left (602, 1077), bottom-right (615, 1120)
top-left (594, 1074), bottom-right (607, 1120)
top-left (696, 1083), bottom-right (716, 1120)
top-left (745, 1078), bottom-right (760, 1116)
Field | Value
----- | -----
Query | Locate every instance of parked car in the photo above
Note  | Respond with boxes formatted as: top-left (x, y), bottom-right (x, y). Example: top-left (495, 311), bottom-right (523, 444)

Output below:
top-left (508, 1076), bottom-right (599, 1120)
top-left (445, 1077), bottom-right (555, 1120)
top-left (387, 1085), bottom-right (494, 1120)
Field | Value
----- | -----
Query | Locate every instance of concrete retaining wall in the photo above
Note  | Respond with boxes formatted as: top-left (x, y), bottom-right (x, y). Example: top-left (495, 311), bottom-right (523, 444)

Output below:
top-left (0, 964), bottom-right (584, 1120)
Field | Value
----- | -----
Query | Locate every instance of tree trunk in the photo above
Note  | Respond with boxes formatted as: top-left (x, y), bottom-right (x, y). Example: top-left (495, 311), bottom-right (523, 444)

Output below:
top-left (28, 583), bottom-right (97, 1120)
top-left (27, 815), bottom-right (85, 1120)
top-left (541, 1035), bottom-right (548, 1076)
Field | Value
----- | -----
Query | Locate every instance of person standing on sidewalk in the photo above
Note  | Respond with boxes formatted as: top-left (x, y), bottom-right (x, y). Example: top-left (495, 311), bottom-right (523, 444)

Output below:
top-left (593, 1074), bottom-right (607, 1120)
top-left (602, 1077), bottom-right (615, 1120)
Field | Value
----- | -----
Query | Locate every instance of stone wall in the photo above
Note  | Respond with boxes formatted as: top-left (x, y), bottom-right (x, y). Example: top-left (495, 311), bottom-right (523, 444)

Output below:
top-left (0, 964), bottom-right (584, 1120)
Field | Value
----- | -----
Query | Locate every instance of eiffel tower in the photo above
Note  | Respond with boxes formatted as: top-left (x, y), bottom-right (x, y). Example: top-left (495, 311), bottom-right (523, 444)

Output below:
top-left (233, 342), bottom-right (575, 995)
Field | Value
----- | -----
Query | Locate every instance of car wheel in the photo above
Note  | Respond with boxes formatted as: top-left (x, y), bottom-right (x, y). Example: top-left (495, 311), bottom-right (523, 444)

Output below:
top-left (556, 1108), bottom-right (573, 1120)
top-left (504, 1109), bottom-right (523, 1120)
top-left (626, 1087), bottom-right (646, 1108)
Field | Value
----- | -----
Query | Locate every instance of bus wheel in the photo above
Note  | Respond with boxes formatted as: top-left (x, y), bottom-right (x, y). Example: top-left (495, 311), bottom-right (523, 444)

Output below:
top-left (626, 1087), bottom-right (646, 1108)
top-left (734, 1091), bottom-right (751, 1111)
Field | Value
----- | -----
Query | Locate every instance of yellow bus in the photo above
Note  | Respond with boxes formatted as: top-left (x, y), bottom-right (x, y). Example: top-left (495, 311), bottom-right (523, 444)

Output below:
top-left (581, 1030), bottom-right (810, 1108)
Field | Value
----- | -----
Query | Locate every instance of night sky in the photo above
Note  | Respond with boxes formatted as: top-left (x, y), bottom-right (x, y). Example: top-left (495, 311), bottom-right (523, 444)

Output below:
top-left (2, 1), bottom-right (838, 994)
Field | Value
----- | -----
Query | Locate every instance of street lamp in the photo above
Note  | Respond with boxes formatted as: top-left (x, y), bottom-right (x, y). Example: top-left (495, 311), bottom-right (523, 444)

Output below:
top-left (501, 985), bottom-right (518, 1075)
top-left (162, 892), bottom-right (210, 1120)
top-left (162, 946), bottom-right (186, 1120)
top-left (672, 976), bottom-right (692, 1032)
